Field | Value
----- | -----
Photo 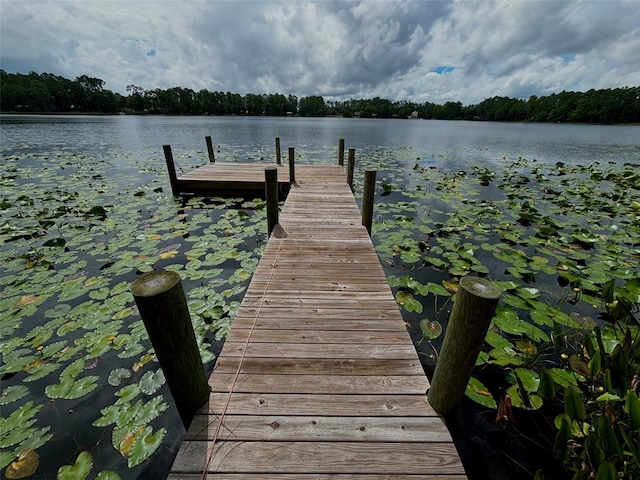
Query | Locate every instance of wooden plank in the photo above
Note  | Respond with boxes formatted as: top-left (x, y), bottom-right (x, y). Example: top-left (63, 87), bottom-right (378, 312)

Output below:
top-left (219, 342), bottom-right (419, 359)
top-left (197, 393), bottom-right (437, 416)
top-left (224, 329), bottom-right (413, 344)
top-left (212, 357), bottom-right (424, 375)
top-left (209, 373), bottom-right (430, 394)
top-left (232, 307), bottom-right (405, 321)
top-left (247, 282), bottom-right (392, 292)
top-left (242, 290), bottom-right (393, 300)
top-left (240, 298), bottom-right (400, 309)
top-left (172, 441), bottom-right (466, 475)
top-left (170, 475), bottom-right (467, 480)
top-left (186, 415), bottom-right (453, 442)
top-left (258, 249), bottom-right (380, 258)
top-left (230, 317), bottom-right (408, 331)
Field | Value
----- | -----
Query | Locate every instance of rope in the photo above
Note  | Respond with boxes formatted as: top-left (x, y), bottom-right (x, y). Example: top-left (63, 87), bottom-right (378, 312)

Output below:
top-left (200, 184), bottom-right (296, 477)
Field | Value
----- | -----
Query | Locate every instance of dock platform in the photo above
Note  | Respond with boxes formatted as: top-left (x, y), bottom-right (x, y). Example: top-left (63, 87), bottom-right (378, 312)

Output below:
top-left (176, 162), bottom-right (292, 197)
top-left (168, 164), bottom-right (466, 478)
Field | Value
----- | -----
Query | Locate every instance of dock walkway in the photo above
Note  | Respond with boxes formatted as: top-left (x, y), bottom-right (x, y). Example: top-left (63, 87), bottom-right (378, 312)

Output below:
top-left (168, 164), bottom-right (466, 478)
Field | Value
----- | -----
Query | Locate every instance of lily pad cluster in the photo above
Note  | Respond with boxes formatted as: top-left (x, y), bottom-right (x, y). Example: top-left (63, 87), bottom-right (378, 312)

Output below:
top-left (0, 149), bottom-right (266, 478)
top-left (352, 150), bottom-right (639, 478)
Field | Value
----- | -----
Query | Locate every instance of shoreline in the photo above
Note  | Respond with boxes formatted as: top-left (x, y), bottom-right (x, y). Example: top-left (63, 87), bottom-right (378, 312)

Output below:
top-left (1, 111), bottom-right (637, 126)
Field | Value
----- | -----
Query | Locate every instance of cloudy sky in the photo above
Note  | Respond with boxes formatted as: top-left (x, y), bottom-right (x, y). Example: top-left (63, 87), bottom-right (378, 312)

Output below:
top-left (1, 0), bottom-right (638, 104)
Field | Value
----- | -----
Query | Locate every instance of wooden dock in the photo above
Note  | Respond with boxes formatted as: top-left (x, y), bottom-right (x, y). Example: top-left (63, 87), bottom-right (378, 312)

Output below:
top-left (176, 162), bottom-right (292, 197)
top-left (168, 164), bottom-right (467, 478)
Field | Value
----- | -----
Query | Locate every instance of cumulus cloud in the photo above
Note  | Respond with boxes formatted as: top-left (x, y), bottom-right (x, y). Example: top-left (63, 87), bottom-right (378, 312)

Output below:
top-left (1, 0), bottom-right (638, 104)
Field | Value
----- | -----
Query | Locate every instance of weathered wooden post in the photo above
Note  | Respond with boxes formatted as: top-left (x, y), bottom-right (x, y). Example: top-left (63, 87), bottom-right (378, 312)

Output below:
top-left (428, 276), bottom-right (502, 415)
top-left (205, 136), bottom-right (215, 163)
top-left (131, 271), bottom-right (210, 428)
top-left (288, 147), bottom-right (296, 184)
top-left (275, 137), bottom-right (281, 165)
top-left (362, 170), bottom-right (377, 236)
top-left (338, 138), bottom-right (345, 166)
top-left (162, 145), bottom-right (180, 196)
top-left (265, 167), bottom-right (278, 237)
top-left (347, 148), bottom-right (355, 190)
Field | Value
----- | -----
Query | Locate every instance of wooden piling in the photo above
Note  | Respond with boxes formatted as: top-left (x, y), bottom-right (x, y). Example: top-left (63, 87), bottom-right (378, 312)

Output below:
top-left (347, 148), bottom-right (355, 190)
top-left (131, 271), bottom-right (210, 428)
top-left (428, 276), bottom-right (501, 415)
top-left (205, 136), bottom-right (215, 163)
top-left (265, 167), bottom-right (278, 237)
top-left (275, 137), bottom-right (281, 165)
top-left (362, 170), bottom-right (377, 236)
top-left (338, 138), bottom-right (345, 166)
top-left (163, 145), bottom-right (180, 196)
top-left (288, 147), bottom-right (296, 184)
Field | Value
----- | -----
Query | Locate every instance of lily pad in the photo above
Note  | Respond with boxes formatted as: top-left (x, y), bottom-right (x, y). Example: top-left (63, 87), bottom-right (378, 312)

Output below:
top-left (465, 376), bottom-right (497, 409)
top-left (127, 426), bottom-right (166, 468)
top-left (57, 451), bottom-right (92, 480)
top-left (4, 450), bottom-right (39, 479)
top-left (0, 386), bottom-right (30, 406)
top-left (139, 370), bottom-right (165, 396)
top-left (419, 319), bottom-right (443, 339)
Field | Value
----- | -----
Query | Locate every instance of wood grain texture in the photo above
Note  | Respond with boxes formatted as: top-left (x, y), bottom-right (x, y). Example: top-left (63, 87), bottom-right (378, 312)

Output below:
top-left (170, 475), bottom-right (467, 479)
top-left (186, 415), bottom-right (453, 442)
top-left (169, 163), bottom-right (465, 478)
top-left (197, 393), bottom-right (437, 416)
top-left (172, 441), bottom-right (465, 475)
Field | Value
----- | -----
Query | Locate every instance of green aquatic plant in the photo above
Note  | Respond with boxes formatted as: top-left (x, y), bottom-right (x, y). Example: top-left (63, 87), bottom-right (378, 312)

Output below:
top-left (368, 154), bottom-right (639, 478)
top-left (552, 281), bottom-right (640, 480)
top-left (0, 149), bottom-right (266, 476)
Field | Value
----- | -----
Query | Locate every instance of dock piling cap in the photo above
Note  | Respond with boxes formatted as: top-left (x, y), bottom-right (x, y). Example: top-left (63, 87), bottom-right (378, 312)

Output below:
top-left (131, 271), bottom-right (181, 297)
top-left (459, 276), bottom-right (501, 299)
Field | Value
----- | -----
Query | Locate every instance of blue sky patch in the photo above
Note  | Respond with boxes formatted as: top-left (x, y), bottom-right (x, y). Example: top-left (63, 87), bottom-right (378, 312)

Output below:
top-left (146, 49), bottom-right (156, 57)
top-left (431, 66), bottom-right (455, 75)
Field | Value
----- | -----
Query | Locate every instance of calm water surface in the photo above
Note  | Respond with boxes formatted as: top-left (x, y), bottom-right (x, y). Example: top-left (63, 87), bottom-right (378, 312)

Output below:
top-left (2, 115), bottom-right (638, 167)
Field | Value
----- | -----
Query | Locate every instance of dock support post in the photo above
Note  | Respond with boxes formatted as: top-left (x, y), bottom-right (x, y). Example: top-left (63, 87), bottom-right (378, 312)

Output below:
top-left (205, 136), bottom-right (215, 163)
top-left (265, 167), bottom-right (278, 237)
top-left (131, 271), bottom-right (210, 428)
top-left (275, 137), bottom-right (281, 165)
top-left (338, 138), bottom-right (345, 166)
top-left (347, 148), bottom-right (355, 190)
top-left (362, 170), bottom-right (377, 236)
top-left (288, 147), bottom-right (296, 184)
top-left (428, 276), bottom-right (501, 415)
top-left (162, 145), bottom-right (180, 196)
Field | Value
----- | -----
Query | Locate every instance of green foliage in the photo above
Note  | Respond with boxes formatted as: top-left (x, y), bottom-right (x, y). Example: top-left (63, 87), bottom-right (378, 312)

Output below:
top-left (370, 153), bottom-right (639, 478)
top-left (0, 146), bottom-right (265, 476)
top-left (0, 402), bottom-right (52, 469)
top-left (552, 320), bottom-right (640, 479)
top-left (57, 451), bottom-right (92, 480)
top-left (2, 70), bottom-right (637, 123)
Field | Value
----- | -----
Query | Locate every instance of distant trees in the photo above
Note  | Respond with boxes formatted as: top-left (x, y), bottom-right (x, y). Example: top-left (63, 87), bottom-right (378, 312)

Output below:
top-left (0, 71), bottom-right (122, 113)
top-left (299, 95), bottom-right (326, 116)
top-left (465, 89), bottom-right (640, 124)
top-left (1, 70), bottom-right (638, 124)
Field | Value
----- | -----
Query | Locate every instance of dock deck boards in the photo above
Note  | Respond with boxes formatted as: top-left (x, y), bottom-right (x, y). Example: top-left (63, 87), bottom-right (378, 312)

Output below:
top-left (176, 162), bottom-right (292, 196)
top-left (168, 164), bottom-right (466, 479)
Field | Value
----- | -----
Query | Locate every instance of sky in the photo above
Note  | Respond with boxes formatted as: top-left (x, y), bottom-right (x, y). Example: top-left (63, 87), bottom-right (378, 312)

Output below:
top-left (1, 0), bottom-right (639, 105)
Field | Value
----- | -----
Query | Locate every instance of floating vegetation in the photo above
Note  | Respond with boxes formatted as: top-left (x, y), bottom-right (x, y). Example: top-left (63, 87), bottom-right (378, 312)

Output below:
top-left (0, 148), bottom-right (266, 477)
top-left (357, 151), bottom-right (639, 479)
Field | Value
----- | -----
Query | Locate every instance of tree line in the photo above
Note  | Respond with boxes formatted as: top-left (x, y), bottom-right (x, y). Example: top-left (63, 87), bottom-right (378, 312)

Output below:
top-left (1, 70), bottom-right (638, 124)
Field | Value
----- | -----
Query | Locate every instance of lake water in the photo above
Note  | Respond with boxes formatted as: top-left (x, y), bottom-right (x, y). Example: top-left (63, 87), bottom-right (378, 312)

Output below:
top-left (2, 114), bottom-right (639, 166)
top-left (1, 115), bottom-right (639, 480)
